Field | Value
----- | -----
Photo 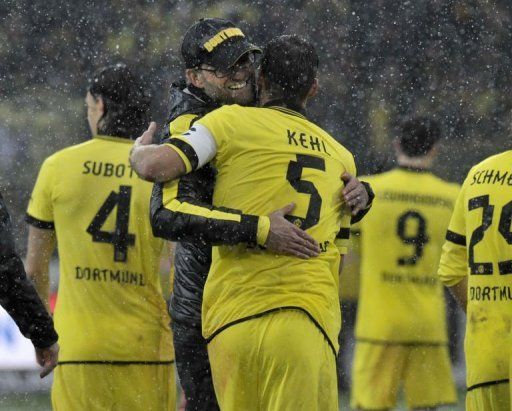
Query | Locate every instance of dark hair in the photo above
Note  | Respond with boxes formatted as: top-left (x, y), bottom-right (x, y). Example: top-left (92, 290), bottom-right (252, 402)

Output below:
top-left (88, 63), bottom-right (151, 140)
top-left (260, 35), bottom-right (319, 102)
top-left (399, 117), bottom-right (441, 157)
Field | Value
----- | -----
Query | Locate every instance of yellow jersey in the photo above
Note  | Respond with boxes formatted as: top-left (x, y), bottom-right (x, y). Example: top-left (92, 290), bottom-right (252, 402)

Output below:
top-left (27, 135), bottom-right (173, 363)
top-left (438, 151), bottom-right (512, 389)
top-left (169, 104), bottom-right (356, 353)
top-left (355, 167), bottom-right (459, 343)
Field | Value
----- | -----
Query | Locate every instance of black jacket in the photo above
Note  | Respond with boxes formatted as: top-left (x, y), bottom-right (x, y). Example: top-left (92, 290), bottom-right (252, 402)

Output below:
top-left (150, 83), bottom-right (374, 327)
top-left (0, 194), bottom-right (58, 348)
top-left (151, 83), bottom-right (259, 326)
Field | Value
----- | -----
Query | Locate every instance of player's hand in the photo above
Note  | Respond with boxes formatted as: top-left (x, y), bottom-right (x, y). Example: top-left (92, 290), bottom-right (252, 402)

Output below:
top-left (265, 203), bottom-right (320, 259)
top-left (35, 342), bottom-right (59, 378)
top-left (178, 391), bottom-right (187, 411)
top-left (133, 121), bottom-right (157, 149)
top-left (341, 172), bottom-right (369, 216)
top-left (130, 122), bottom-right (158, 180)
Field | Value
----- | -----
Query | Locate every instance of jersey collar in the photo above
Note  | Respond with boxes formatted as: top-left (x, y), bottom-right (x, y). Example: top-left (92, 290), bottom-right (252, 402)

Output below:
top-left (397, 165), bottom-right (432, 173)
top-left (93, 135), bottom-right (134, 144)
top-left (262, 99), bottom-right (307, 120)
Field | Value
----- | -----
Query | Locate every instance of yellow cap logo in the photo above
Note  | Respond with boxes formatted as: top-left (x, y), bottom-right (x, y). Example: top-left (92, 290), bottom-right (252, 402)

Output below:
top-left (203, 28), bottom-right (245, 52)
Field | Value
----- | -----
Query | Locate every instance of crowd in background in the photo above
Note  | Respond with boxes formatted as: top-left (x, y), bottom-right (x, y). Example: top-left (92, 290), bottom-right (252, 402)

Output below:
top-left (2, 0), bottom-right (512, 246)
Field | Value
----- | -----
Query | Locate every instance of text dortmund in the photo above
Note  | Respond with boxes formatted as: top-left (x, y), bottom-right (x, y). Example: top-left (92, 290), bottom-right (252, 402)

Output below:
top-left (75, 265), bottom-right (146, 286)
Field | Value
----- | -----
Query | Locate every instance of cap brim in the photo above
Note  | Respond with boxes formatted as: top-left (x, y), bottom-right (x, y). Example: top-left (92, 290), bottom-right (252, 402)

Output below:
top-left (208, 38), bottom-right (262, 70)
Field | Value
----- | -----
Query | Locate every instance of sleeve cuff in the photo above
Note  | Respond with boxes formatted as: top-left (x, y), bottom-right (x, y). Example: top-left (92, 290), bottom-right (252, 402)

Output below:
top-left (256, 216), bottom-right (271, 246)
top-left (31, 328), bottom-right (59, 349)
top-left (164, 142), bottom-right (193, 173)
top-left (361, 181), bottom-right (375, 208)
top-left (438, 271), bottom-right (466, 287)
top-left (25, 214), bottom-right (55, 230)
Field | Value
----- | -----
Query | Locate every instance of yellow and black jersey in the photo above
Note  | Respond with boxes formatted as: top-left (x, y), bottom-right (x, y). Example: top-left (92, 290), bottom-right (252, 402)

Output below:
top-left (354, 167), bottom-right (459, 344)
top-left (27, 135), bottom-right (173, 363)
top-left (438, 150), bottom-right (512, 390)
top-left (169, 103), bottom-right (356, 353)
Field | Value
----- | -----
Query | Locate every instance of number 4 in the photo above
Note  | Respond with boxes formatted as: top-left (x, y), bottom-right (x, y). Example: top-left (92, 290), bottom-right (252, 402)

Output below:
top-left (86, 185), bottom-right (135, 262)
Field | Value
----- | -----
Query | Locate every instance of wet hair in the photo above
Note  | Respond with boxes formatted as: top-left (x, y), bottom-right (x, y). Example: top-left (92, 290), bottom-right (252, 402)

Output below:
top-left (399, 117), bottom-right (441, 157)
top-left (88, 63), bottom-right (150, 139)
top-left (260, 35), bottom-right (319, 102)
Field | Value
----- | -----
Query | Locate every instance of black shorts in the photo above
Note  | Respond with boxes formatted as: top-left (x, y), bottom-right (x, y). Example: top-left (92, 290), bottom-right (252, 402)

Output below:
top-left (172, 321), bottom-right (219, 411)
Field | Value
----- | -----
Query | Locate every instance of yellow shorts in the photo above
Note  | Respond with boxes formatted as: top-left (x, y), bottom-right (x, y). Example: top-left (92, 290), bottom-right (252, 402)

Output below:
top-left (351, 341), bottom-right (457, 409)
top-left (207, 309), bottom-right (338, 411)
top-left (466, 382), bottom-right (510, 411)
top-left (52, 362), bottom-right (176, 410)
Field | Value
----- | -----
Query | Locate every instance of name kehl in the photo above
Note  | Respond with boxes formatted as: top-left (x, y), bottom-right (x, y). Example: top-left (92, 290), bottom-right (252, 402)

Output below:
top-left (471, 169), bottom-right (512, 186)
top-left (287, 129), bottom-right (331, 155)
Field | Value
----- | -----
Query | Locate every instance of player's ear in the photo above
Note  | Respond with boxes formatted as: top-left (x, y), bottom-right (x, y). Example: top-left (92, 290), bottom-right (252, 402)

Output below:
top-left (392, 137), bottom-right (402, 155)
top-left (428, 143), bottom-right (440, 158)
top-left (186, 68), bottom-right (204, 88)
top-left (306, 78), bottom-right (319, 100)
top-left (257, 70), bottom-right (266, 92)
top-left (96, 95), bottom-right (105, 116)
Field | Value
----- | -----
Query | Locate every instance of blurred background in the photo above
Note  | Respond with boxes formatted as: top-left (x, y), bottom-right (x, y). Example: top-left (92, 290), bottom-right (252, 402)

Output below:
top-left (1, 0), bottom-right (511, 409)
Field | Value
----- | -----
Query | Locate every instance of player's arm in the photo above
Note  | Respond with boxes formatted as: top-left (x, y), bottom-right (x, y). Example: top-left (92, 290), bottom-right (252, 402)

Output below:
top-left (339, 226), bottom-right (362, 300)
top-left (25, 225), bottom-right (56, 309)
top-left (130, 123), bottom-right (187, 182)
top-left (25, 155), bottom-right (57, 310)
top-left (339, 254), bottom-right (345, 275)
top-left (447, 277), bottom-right (467, 314)
top-left (438, 184), bottom-right (468, 313)
top-left (152, 182), bottom-right (317, 257)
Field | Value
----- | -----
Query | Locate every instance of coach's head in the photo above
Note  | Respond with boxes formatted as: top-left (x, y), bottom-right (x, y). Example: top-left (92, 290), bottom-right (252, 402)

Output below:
top-left (258, 35), bottom-right (319, 108)
top-left (182, 18), bottom-right (261, 105)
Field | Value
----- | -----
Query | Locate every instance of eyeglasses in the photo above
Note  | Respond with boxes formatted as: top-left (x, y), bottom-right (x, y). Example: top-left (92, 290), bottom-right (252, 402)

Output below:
top-left (197, 53), bottom-right (258, 79)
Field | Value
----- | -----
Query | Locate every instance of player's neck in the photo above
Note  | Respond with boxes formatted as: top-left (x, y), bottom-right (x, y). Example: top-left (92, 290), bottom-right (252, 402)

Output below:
top-left (396, 155), bottom-right (433, 171)
top-left (259, 89), bottom-right (306, 110)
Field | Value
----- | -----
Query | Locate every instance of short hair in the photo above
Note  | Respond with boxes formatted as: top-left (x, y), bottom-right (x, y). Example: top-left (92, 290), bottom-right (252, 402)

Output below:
top-left (88, 63), bottom-right (150, 140)
top-left (260, 35), bottom-right (319, 102)
top-left (399, 117), bottom-right (441, 157)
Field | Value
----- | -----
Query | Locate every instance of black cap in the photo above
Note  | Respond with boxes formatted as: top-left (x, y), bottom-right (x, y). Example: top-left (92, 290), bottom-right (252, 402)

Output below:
top-left (181, 18), bottom-right (261, 70)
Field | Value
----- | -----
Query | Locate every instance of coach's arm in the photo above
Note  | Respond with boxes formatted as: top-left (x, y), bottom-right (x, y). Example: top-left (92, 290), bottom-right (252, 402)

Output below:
top-left (0, 195), bottom-right (59, 378)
